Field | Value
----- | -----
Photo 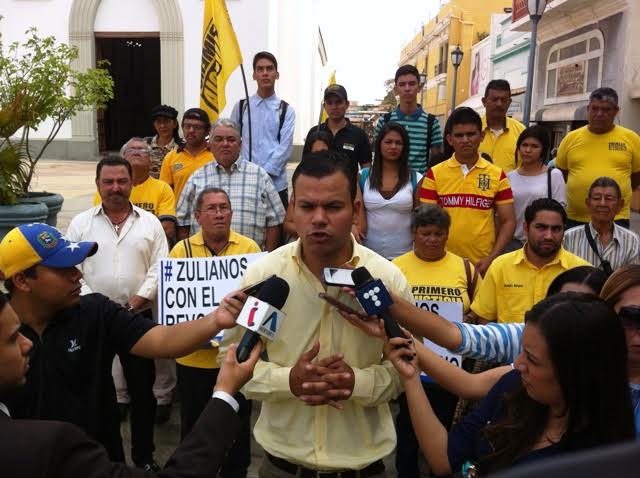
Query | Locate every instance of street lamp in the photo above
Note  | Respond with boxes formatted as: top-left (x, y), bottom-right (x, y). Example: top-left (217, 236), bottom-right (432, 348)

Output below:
top-left (522, 0), bottom-right (546, 126)
top-left (450, 45), bottom-right (464, 111)
top-left (419, 70), bottom-right (427, 106)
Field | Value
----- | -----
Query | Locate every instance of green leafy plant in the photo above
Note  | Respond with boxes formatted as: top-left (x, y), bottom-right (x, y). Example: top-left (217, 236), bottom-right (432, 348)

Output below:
top-left (0, 26), bottom-right (114, 204)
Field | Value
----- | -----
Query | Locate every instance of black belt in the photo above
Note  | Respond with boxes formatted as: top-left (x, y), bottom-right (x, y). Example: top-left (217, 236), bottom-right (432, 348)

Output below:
top-left (266, 453), bottom-right (385, 478)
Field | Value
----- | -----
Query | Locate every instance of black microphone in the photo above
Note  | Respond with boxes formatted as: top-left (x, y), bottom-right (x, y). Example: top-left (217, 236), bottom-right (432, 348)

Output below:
top-left (236, 276), bottom-right (290, 363)
top-left (351, 267), bottom-right (405, 340)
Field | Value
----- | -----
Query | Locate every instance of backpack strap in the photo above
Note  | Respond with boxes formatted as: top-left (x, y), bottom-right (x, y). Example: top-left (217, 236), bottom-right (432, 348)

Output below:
top-left (410, 170), bottom-right (417, 192)
top-left (182, 238), bottom-right (193, 258)
top-left (238, 99), bottom-right (246, 137)
top-left (425, 113), bottom-right (435, 160)
top-left (359, 167), bottom-right (370, 191)
top-left (547, 168), bottom-right (552, 199)
top-left (277, 100), bottom-right (288, 142)
top-left (383, 112), bottom-right (391, 123)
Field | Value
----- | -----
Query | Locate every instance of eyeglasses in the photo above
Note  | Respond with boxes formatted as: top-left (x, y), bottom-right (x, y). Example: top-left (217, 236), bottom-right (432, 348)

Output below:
top-left (212, 136), bottom-right (239, 144)
top-left (183, 123), bottom-right (206, 131)
top-left (619, 306), bottom-right (640, 333)
top-left (124, 147), bottom-right (149, 155)
top-left (198, 205), bottom-right (231, 215)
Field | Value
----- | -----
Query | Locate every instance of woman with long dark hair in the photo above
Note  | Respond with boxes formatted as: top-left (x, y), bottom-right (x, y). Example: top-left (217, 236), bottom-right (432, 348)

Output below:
top-left (360, 122), bottom-right (420, 259)
top-left (506, 126), bottom-right (566, 250)
top-left (387, 293), bottom-right (634, 476)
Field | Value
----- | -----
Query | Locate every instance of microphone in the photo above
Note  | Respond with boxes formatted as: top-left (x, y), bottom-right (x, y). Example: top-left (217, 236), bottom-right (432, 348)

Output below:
top-left (235, 276), bottom-right (290, 363)
top-left (351, 267), bottom-right (405, 340)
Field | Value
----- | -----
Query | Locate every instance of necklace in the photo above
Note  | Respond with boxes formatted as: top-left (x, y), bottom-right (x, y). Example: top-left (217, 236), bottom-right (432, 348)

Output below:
top-left (107, 209), bottom-right (131, 233)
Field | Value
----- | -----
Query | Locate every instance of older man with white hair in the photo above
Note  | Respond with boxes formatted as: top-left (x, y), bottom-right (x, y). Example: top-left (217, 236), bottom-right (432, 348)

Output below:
top-left (176, 118), bottom-right (285, 251)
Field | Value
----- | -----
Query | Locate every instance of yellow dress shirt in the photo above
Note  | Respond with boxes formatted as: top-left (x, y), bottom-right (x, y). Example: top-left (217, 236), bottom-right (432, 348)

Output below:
top-left (479, 116), bottom-right (526, 173)
top-left (219, 237), bottom-right (413, 470)
top-left (169, 229), bottom-right (261, 369)
top-left (93, 176), bottom-right (176, 219)
top-left (470, 246), bottom-right (590, 323)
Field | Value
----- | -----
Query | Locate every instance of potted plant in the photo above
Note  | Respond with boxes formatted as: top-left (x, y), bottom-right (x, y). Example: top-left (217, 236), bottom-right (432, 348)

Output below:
top-left (0, 24), bottom-right (113, 236)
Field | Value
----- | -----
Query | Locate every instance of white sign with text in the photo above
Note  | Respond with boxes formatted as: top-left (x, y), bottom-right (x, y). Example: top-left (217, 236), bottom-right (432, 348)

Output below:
top-left (415, 300), bottom-right (463, 383)
top-left (157, 253), bottom-right (266, 326)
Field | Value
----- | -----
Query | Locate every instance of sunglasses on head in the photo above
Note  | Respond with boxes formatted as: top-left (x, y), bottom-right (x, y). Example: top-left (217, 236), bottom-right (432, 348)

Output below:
top-left (619, 306), bottom-right (640, 331)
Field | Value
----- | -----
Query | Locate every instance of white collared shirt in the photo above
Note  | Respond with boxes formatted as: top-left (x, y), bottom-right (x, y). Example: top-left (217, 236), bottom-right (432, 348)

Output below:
top-left (67, 204), bottom-right (168, 305)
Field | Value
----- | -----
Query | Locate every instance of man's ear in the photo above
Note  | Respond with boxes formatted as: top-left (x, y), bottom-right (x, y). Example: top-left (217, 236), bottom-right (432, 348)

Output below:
top-left (11, 273), bottom-right (33, 293)
top-left (352, 197), bottom-right (361, 225)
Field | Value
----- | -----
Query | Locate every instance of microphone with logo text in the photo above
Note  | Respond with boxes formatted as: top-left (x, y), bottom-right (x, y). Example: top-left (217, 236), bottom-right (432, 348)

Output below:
top-left (352, 267), bottom-right (411, 360)
top-left (235, 276), bottom-right (289, 363)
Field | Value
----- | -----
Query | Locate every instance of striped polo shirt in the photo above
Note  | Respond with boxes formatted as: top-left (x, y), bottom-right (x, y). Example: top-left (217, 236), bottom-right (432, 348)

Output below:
top-left (375, 106), bottom-right (443, 173)
top-left (563, 222), bottom-right (640, 271)
top-left (420, 155), bottom-right (513, 263)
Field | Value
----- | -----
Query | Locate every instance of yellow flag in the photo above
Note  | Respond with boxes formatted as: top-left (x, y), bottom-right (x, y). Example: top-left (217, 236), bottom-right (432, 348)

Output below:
top-left (200, 0), bottom-right (242, 121)
top-left (320, 70), bottom-right (336, 123)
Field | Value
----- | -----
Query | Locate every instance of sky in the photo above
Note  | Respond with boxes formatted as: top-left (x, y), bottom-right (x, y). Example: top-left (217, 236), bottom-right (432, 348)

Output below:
top-left (318, 0), bottom-right (442, 105)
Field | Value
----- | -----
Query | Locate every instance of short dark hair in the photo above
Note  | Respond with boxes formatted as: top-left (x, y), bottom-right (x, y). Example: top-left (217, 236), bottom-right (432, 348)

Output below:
top-left (292, 151), bottom-right (357, 202)
top-left (4, 265), bottom-right (38, 295)
top-left (589, 87), bottom-right (618, 107)
top-left (302, 130), bottom-right (333, 156)
top-left (484, 79), bottom-right (511, 98)
top-left (394, 64), bottom-right (420, 83)
top-left (195, 187), bottom-right (231, 212)
top-left (524, 198), bottom-right (567, 226)
top-left (96, 154), bottom-right (132, 180)
top-left (447, 107), bottom-right (482, 132)
top-left (546, 266), bottom-right (608, 297)
top-left (588, 176), bottom-right (622, 200)
top-left (253, 51), bottom-right (278, 71)
top-left (412, 204), bottom-right (451, 232)
top-left (515, 126), bottom-right (551, 166)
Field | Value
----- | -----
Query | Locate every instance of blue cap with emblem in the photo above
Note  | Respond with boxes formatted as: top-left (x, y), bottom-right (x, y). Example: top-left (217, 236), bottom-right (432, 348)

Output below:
top-left (0, 223), bottom-right (98, 279)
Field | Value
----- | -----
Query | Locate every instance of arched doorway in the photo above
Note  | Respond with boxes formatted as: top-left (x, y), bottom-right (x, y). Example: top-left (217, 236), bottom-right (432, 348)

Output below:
top-left (68, 0), bottom-right (184, 156)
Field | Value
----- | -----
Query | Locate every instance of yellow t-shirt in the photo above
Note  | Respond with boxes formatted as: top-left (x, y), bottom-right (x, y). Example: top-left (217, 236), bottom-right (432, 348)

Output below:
top-left (392, 250), bottom-right (482, 313)
top-left (419, 155), bottom-right (514, 264)
top-left (479, 116), bottom-right (526, 173)
top-left (159, 147), bottom-right (213, 201)
top-left (94, 176), bottom-right (176, 219)
top-left (555, 125), bottom-right (640, 222)
top-left (169, 230), bottom-right (261, 368)
top-left (470, 247), bottom-right (590, 323)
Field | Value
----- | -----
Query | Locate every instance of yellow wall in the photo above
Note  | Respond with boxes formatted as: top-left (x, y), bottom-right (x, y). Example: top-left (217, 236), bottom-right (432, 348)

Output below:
top-left (399, 0), bottom-right (511, 119)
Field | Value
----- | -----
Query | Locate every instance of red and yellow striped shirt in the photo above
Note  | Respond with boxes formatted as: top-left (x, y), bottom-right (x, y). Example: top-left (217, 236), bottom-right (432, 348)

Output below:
top-left (420, 155), bottom-right (513, 263)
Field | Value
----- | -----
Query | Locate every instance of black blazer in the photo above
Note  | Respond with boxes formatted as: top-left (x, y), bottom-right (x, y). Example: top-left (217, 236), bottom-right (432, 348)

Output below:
top-left (0, 398), bottom-right (240, 478)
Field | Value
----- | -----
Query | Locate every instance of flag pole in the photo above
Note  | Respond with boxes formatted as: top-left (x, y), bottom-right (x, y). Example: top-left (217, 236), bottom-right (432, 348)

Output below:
top-left (240, 64), bottom-right (252, 163)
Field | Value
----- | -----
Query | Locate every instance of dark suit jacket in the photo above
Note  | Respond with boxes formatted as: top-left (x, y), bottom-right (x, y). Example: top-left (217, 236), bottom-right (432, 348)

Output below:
top-left (1, 397), bottom-right (240, 478)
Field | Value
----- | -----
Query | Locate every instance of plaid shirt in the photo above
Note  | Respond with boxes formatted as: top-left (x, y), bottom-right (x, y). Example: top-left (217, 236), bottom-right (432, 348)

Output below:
top-left (176, 159), bottom-right (285, 248)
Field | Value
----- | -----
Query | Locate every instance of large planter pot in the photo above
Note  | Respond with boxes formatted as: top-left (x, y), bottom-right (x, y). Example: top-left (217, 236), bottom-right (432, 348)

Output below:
top-left (18, 192), bottom-right (64, 226)
top-left (0, 201), bottom-right (49, 240)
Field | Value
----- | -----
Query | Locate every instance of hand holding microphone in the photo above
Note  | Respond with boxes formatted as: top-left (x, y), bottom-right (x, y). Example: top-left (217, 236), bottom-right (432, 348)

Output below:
top-left (235, 276), bottom-right (290, 363)
top-left (351, 267), bottom-right (412, 360)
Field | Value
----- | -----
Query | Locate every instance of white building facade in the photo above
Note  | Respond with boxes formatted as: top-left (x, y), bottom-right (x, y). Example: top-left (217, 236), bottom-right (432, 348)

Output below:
top-left (1, 0), bottom-right (329, 159)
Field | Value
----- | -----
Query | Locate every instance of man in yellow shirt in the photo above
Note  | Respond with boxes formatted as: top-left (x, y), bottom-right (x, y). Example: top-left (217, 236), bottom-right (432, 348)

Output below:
top-left (160, 108), bottom-right (213, 200)
top-left (479, 79), bottom-right (525, 172)
top-left (170, 187), bottom-right (260, 478)
top-left (420, 107), bottom-right (516, 276)
top-left (556, 87), bottom-right (640, 229)
top-left (469, 198), bottom-right (590, 324)
top-left (220, 151), bottom-right (413, 477)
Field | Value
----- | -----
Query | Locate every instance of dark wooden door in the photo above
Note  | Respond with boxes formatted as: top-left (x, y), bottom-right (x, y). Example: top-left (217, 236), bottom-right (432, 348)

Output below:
top-left (96, 35), bottom-right (160, 152)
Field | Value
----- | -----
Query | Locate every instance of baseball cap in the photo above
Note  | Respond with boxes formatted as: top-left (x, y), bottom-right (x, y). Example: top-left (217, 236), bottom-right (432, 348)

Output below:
top-left (183, 108), bottom-right (211, 126)
top-left (324, 84), bottom-right (348, 101)
top-left (151, 104), bottom-right (178, 120)
top-left (0, 223), bottom-right (98, 279)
